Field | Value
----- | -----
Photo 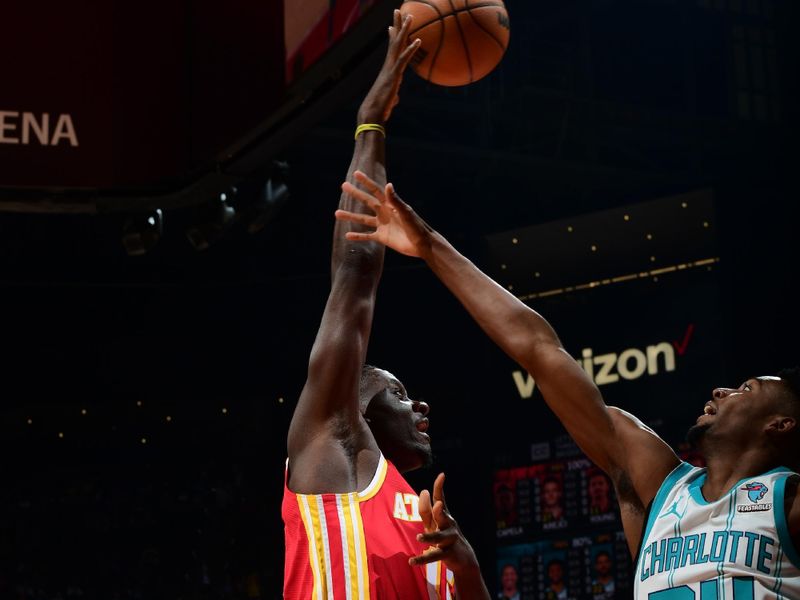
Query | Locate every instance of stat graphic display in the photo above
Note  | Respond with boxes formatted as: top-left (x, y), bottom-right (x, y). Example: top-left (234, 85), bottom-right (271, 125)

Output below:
top-left (496, 533), bottom-right (628, 600)
top-left (494, 459), bottom-right (620, 536)
top-left (494, 457), bottom-right (629, 599)
top-left (494, 448), bottom-right (706, 599)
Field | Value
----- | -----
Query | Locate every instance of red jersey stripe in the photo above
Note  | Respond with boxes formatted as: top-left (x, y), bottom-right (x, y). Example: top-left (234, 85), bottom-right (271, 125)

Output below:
top-left (284, 454), bottom-right (456, 599)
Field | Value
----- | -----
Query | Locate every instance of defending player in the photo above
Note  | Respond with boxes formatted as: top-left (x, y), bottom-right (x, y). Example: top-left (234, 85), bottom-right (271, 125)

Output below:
top-left (284, 12), bottom-right (490, 600)
top-left (335, 174), bottom-right (800, 598)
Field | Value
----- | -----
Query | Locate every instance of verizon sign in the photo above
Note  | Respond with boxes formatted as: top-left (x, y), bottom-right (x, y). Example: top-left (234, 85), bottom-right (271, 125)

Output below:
top-left (0, 111), bottom-right (79, 147)
top-left (512, 325), bottom-right (695, 399)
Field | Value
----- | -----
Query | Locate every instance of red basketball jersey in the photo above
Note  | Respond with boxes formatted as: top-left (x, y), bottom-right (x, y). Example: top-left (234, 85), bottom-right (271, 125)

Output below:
top-left (283, 454), bottom-right (455, 599)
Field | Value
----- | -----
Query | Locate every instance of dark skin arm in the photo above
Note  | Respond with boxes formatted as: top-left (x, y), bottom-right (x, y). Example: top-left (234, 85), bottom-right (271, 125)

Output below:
top-left (334, 178), bottom-right (682, 554)
top-left (606, 407), bottom-right (680, 555)
top-left (288, 23), bottom-right (492, 595)
top-left (287, 11), bottom-right (420, 494)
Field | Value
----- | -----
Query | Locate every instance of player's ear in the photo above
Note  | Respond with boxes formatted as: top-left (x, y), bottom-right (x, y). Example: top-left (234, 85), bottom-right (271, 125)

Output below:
top-left (765, 415), bottom-right (796, 436)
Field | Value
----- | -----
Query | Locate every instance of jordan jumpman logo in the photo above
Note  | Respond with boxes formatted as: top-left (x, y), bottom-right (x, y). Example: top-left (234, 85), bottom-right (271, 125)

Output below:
top-left (658, 495), bottom-right (687, 520)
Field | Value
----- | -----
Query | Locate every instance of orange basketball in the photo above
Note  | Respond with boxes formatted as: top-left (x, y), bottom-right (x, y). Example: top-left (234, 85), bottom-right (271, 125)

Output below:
top-left (400, 0), bottom-right (510, 87)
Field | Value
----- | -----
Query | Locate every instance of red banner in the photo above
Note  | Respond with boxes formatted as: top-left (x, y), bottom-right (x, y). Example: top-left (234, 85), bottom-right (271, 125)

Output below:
top-left (285, 0), bottom-right (378, 83)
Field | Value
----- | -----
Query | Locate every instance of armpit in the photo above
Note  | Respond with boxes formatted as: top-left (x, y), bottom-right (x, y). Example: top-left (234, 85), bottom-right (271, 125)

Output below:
top-left (614, 470), bottom-right (644, 513)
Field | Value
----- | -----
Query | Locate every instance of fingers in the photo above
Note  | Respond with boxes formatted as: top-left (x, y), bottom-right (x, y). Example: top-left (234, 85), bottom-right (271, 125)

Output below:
top-left (411, 476), bottom-right (461, 570)
top-left (341, 181), bottom-right (382, 212)
top-left (352, 171), bottom-right (385, 199)
top-left (393, 11), bottom-right (420, 67)
top-left (431, 473), bottom-right (453, 531)
top-left (389, 10), bottom-right (411, 44)
top-left (388, 9), bottom-right (399, 38)
top-left (383, 184), bottom-right (403, 212)
top-left (399, 37), bottom-right (422, 67)
top-left (334, 210), bottom-right (378, 228)
top-left (409, 546), bottom-right (449, 567)
top-left (383, 183), bottom-right (409, 212)
top-left (383, 183), bottom-right (424, 228)
top-left (433, 499), bottom-right (458, 534)
top-left (397, 10), bottom-right (413, 40)
top-left (433, 472), bottom-right (447, 508)
top-left (389, 10), bottom-right (418, 55)
top-left (417, 527), bottom-right (458, 547)
top-left (419, 489), bottom-right (434, 532)
top-left (344, 232), bottom-right (376, 242)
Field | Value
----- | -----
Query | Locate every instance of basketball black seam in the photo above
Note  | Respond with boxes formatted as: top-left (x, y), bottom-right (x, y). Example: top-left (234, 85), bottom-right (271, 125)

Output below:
top-left (447, 0), bottom-right (473, 83)
top-left (428, 19), bottom-right (447, 83)
top-left (408, 2), bottom-right (505, 34)
top-left (465, 0), bottom-right (507, 52)
top-left (406, 2), bottom-right (505, 36)
top-left (404, 0), bottom-right (444, 82)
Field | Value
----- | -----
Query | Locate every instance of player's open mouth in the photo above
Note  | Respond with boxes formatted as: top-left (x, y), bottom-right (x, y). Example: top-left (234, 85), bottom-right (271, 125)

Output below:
top-left (702, 402), bottom-right (717, 416)
top-left (416, 418), bottom-right (429, 433)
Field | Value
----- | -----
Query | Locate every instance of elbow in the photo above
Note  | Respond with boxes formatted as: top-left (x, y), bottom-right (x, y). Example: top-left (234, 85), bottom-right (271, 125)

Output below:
top-left (504, 310), bottom-right (563, 366)
top-left (515, 336), bottom-right (566, 375)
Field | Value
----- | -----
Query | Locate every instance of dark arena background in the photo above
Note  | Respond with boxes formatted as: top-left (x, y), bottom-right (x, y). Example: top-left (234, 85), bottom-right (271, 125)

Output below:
top-left (1, 0), bottom-right (798, 598)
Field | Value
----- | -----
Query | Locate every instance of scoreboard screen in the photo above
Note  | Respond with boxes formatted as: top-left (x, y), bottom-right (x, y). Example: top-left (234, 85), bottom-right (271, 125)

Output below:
top-left (494, 451), bottom-right (705, 599)
top-left (494, 459), bottom-right (621, 535)
top-left (494, 458), bottom-right (629, 600)
top-left (496, 533), bottom-right (629, 600)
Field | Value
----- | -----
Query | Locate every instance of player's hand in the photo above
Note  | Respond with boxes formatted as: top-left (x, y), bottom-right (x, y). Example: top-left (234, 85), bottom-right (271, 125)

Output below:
top-left (357, 9), bottom-right (421, 125)
top-left (336, 171), bottom-right (433, 258)
top-left (408, 473), bottom-right (481, 576)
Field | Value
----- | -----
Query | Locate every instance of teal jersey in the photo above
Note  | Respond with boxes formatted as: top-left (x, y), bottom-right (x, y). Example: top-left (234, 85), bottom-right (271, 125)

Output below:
top-left (635, 463), bottom-right (800, 599)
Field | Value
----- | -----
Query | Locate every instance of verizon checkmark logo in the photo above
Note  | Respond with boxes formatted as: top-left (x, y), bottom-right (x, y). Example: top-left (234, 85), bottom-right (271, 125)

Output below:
top-left (673, 324), bottom-right (695, 356)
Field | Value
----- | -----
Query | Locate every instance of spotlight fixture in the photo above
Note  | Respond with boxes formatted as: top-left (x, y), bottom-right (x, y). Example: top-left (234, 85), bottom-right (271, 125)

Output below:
top-left (122, 209), bottom-right (163, 256)
top-left (186, 190), bottom-right (237, 251)
top-left (244, 161), bottom-right (290, 234)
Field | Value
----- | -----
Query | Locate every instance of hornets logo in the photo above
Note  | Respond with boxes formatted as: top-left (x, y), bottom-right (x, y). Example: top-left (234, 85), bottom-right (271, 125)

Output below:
top-left (741, 481), bottom-right (768, 503)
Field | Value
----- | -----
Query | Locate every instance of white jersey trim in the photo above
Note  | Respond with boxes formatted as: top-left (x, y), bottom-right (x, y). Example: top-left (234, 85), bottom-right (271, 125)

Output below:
top-left (641, 461), bottom-right (695, 549)
top-left (773, 472), bottom-right (800, 569)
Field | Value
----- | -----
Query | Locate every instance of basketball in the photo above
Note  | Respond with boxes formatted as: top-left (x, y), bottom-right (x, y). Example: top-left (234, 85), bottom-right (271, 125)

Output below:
top-left (400, 0), bottom-right (510, 87)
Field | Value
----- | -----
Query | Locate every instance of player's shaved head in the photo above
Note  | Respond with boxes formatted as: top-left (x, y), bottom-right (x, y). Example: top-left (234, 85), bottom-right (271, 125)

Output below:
top-left (776, 367), bottom-right (800, 415)
top-left (359, 364), bottom-right (387, 412)
top-left (775, 368), bottom-right (800, 465)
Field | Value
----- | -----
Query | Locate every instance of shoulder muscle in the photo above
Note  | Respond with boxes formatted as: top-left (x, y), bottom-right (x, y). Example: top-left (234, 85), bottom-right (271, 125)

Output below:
top-left (607, 407), bottom-right (681, 508)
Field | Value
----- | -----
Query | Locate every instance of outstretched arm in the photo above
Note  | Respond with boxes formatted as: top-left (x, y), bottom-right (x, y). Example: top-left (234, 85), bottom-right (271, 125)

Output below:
top-left (287, 13), bottom-right (420, 492)
top-left (334, 178), bottom-right (680, 509)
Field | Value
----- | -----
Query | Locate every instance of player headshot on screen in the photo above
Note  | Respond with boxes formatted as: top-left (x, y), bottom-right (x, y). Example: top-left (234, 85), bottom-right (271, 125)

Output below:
top-left (334, 168), bottom-right (800, 597)
top-left (497, 564), bottom-right (520, 600)
top-left (541, 476), bottom-right (565, 524)
top-left (587, 470), bottom-right (613, 515)
top-left (283, 12), bottom-right (490, 600)
top-left (494, 482), bottom-right (518, 528)
top-left (590, 551), bottom-right (615, 599)
top-left (544, 559), bottom-right (568, 600)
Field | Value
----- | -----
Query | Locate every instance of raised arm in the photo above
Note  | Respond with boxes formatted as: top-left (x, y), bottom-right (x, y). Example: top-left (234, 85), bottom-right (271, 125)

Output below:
top-left (287, 13), bottom-right (420, 492)
top-left (334, 179), bottom-right (681, 512)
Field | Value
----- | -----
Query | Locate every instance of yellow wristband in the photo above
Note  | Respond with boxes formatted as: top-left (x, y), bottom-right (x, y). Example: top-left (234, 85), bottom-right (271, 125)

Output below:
top-left (355, 123), bottom-right (386, 140)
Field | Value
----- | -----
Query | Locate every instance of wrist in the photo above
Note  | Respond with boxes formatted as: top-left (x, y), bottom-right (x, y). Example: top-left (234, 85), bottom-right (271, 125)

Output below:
top-left (450, 554), bottom-right (481, 578)
top-left (419, 229), bottom-right (443, 263)
top-left (354, 123), bottom-right (386, 141)
top-left (357, 109), bottom-right (385, 126)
